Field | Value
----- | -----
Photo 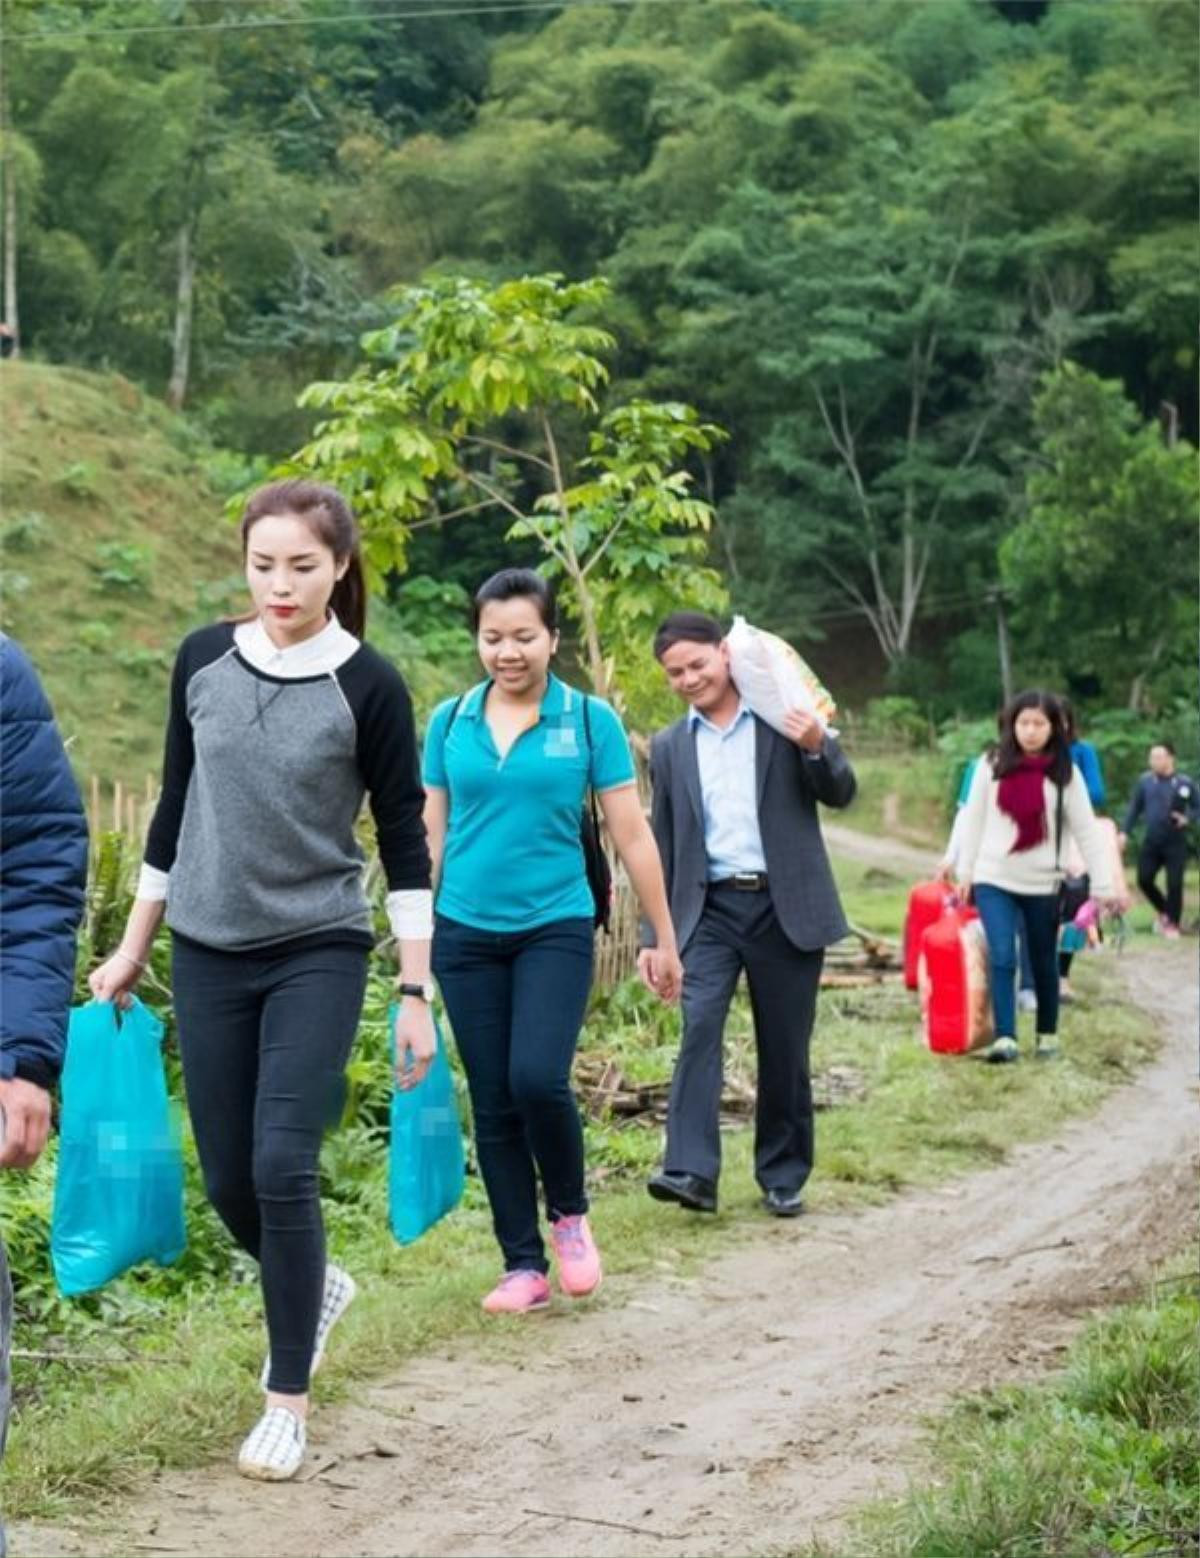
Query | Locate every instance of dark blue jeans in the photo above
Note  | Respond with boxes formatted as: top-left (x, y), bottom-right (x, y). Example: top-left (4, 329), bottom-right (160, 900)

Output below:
top-left (432, 914), bottom-right (594, 1274)
top-left (172, 935), bottom-right (369, 1393)
top-left (973, 886), bottom-right (1059, 1040)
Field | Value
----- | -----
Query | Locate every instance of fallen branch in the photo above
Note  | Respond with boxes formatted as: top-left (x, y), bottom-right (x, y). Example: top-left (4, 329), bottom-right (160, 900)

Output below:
top-left (523, 1507), bottom-right (684, 1542)
top-left (969, 1236), bottom-right (1075, 1265)
top-left (12, 1348), bottom-right (137, 1366)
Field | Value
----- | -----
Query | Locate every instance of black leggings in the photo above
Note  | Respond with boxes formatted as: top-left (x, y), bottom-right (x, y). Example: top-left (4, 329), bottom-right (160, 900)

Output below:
top-left (171, 936), bottom-right (369, 1394)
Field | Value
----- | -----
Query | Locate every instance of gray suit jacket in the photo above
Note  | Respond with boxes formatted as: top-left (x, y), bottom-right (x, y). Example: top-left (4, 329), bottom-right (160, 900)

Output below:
top-left (645, 715), bottom-right (856, 954)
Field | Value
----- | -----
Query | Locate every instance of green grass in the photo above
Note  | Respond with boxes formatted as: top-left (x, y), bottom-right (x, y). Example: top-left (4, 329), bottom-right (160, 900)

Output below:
top-left (841, 750), bottom-right (953, 848)
top-left (832, 853), bottom-right (914, 938)
top-left (0, 362), bottom-right (243, 784)
top-left (816, 1256), bottom-right (1200, 1558)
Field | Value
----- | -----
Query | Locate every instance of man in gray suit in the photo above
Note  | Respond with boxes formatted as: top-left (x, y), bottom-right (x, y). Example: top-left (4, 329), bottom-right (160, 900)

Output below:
top-left (639, 612), bottom-right (855, 1218)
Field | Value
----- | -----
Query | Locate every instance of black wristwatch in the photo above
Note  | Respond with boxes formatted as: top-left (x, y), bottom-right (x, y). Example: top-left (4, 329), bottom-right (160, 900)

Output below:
top-left (396, 980), bottom-right (436, 1004)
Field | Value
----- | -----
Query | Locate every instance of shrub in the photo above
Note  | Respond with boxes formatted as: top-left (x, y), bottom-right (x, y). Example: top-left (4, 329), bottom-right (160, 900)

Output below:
top-left (92, 540), bottom-right (153, 590)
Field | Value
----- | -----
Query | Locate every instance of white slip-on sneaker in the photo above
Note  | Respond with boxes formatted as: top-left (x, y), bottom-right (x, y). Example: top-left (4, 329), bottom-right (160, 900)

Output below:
top-left (260, 1265), bottom-right (358, 1391)
top-left (237, 1405), bottom-right (306, 1482)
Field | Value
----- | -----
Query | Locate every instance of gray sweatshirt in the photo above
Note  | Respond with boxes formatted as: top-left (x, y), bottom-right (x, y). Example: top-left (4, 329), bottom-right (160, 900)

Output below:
top-left (144, 623), bottom-right (430, 951)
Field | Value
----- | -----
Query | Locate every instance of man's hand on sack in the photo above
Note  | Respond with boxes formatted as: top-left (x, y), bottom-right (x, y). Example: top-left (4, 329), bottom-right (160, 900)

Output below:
top-left (782, 708), bottom-right (824, 752)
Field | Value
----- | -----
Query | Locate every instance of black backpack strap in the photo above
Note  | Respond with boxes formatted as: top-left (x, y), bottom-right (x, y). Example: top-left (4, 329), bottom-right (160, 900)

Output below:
top-left (581, 693), bottom-right (602, 826)
top-left (437, 693), bottom-right (466, 794)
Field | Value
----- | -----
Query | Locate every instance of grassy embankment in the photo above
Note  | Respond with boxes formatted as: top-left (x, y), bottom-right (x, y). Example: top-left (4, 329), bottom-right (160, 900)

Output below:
top-left (0, 362), bottom-right (244, 783)
top-left (812, 1253), bottom-right (1199, 1558)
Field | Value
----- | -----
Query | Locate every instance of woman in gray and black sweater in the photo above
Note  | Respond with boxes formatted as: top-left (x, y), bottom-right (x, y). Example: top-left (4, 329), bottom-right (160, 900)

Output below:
top-left (90, 480), bottom-right (433, 1483)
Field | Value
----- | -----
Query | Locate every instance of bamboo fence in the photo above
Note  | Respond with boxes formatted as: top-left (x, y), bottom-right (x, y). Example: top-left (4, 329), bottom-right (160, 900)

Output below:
top-left (87, 773), bottom-right (159, 845)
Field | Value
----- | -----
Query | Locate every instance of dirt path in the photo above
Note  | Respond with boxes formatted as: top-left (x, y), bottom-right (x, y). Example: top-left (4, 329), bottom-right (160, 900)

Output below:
top-left (823, 821), bottom-right (941, 878)
top-left (16, 943), bottom-right (1197, 1558)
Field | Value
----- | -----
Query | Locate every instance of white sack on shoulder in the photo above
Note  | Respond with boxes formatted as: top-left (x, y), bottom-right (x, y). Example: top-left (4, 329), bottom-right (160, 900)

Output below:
top-left (725, 615), bottom-right (839, 737)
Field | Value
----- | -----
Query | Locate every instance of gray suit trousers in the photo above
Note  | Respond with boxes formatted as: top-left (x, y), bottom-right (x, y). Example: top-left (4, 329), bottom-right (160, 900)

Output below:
top-left (666, 884), bottom-right (824, 1191)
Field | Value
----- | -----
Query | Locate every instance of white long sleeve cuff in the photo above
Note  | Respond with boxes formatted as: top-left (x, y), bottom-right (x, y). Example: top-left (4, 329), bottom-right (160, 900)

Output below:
top-left (387, 889), bottom-right (434, 941)
top-left (136, 862), bottom-right (170, 901)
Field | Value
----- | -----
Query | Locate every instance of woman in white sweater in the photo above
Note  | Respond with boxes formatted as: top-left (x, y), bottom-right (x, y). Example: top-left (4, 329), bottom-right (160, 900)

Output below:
top-left (957, 691), bottom-right (1116, 1063)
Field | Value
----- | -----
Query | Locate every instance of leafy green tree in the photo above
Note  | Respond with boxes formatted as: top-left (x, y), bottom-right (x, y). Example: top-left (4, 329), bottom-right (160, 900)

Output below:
top-left (1001, 364), bottom-right (1198, 712)
top-left (289, 273), bottom-right (726, 702)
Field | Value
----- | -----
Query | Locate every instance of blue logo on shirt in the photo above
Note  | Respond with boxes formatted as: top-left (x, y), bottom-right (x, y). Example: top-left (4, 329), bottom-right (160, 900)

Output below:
top-left (545, 720), bottom-right (580, 759)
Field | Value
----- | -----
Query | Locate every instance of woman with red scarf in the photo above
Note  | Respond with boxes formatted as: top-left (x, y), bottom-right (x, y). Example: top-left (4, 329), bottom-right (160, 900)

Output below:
top-left (956, 691), bottom-right (1117, 1063)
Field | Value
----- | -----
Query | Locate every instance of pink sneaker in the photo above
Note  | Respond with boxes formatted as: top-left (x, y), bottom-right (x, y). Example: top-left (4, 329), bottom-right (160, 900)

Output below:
top-left (1163, 921), bottom-right (1182, 940)
top-left (549, 1214), bottom-right (602, 1297)
top-left (481, 1270), bottom-right (551, 1315)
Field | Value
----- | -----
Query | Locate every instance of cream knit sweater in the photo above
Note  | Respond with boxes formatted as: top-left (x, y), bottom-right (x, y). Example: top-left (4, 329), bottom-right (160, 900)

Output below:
top-left (958, 755), bottom-right (1115, 899)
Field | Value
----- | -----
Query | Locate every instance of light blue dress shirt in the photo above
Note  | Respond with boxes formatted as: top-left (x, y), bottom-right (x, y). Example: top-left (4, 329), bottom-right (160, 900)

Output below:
top-left (688, 701), bottom-right (767, 879)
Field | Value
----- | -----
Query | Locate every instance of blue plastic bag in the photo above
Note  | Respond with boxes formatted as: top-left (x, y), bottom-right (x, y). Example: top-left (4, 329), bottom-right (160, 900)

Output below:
top-left (52, 998), bottom-right (186, 1296)
top-left (388, 1009), bottom-right (465, 1246)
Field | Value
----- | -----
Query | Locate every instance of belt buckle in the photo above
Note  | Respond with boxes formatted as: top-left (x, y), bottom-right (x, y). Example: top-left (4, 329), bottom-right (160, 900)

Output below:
top-left (733, 871), bottom-right (761, 891)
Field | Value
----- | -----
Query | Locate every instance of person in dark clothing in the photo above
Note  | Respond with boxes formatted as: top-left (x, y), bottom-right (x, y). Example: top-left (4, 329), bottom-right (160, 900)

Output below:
top-left (1119, 742), bottom-right (1199, 937)
top-left (0, 636), bottom-right (90, 1557)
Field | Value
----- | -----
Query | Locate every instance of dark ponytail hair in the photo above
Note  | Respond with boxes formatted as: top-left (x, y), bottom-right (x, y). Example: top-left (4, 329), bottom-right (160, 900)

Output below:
top-left (992, 689), bottom-right (1073, 787)
top-left (471, 567), bottom-right (558, 633)
top-left (241, 478), bottom-right (367, 639)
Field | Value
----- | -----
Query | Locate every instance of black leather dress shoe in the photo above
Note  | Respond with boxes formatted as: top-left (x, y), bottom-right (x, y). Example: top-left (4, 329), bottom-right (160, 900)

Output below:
top-left (762, 1187), bottom-right (805, 1217)
top-left (647, 1170), bottom-right (718, 1213)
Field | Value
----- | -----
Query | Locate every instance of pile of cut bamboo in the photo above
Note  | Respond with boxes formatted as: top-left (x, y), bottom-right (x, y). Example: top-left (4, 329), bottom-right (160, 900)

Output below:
top-left (574, 1053), bottom-right (867, 1124)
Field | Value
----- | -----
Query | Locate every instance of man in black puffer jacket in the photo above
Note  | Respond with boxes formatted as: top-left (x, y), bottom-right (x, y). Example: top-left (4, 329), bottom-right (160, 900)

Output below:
top-left (0, 634), bottom-right (88, 1554)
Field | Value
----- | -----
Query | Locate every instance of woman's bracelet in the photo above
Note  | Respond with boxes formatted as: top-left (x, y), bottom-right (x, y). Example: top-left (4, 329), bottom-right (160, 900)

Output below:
top-left (113, 948), bottom-right (147, 971)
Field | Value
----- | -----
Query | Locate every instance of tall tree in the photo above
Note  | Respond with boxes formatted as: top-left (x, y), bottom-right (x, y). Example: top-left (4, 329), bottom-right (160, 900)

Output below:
top-left (288, 274), bottom-right (726, 702)
top-left (1001, 364), bottom-right (1198, 712)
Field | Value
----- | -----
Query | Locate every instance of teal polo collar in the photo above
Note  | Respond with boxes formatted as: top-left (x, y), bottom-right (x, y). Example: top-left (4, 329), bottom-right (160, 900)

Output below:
top-left (456, 673), bottom-right (575, 721)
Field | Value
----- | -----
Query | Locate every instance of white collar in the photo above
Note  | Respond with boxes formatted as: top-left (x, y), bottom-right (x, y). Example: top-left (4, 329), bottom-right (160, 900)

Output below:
top-left (688, 698), bottom-right (753, 735)
top-left (234, 613), bottom-right (360, 678)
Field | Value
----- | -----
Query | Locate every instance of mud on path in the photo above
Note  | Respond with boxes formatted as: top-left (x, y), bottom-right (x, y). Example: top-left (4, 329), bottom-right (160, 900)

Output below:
top-left (17, 944), bottom-right (1197, 1558)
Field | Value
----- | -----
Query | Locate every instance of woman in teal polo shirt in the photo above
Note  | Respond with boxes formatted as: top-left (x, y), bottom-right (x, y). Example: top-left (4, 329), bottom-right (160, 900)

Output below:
top-left (424, 568), bottom-right (682, 1315)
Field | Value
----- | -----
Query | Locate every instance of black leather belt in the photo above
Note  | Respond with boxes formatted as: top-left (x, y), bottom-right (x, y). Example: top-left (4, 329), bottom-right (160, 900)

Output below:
top-left (711, 872), bottom-right (768, 891)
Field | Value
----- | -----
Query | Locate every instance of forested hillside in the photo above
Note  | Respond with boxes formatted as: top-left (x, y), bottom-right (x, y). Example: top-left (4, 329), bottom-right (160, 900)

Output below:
top-left (2, 0), bottom-right (1196, 723)
top-left (0, 361), bottom-right (243, 779)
